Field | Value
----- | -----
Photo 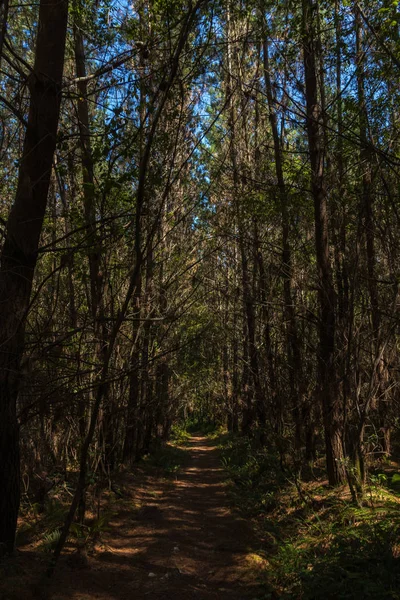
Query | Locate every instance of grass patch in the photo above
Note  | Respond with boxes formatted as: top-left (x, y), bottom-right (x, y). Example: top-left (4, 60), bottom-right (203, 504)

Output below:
top-left (169, 424), bottom-right (191, 446)
top-left (219, 434), bottom-right (400, 599)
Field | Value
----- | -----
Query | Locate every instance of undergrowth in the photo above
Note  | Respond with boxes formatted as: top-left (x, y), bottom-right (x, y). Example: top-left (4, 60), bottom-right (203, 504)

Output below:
top-left (17, 435), bottom-right (191, 554)
top-left (169, 423), bottom-right (191, 445)
top-left (219, 434), bottom-right (400, 600)
top-left (144, 442), bottom-right (188, 477)
top-left (185, 418), bottom-right (221, 435)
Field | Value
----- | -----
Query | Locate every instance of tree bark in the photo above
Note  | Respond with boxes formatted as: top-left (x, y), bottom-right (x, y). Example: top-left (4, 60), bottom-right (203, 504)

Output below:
top-left (239, 230), bottom-right (266, 432)
top-left (302, 0), bottom-right (345, 485)
top-left (0, 0), bottom-right (68, 555)
top-left (262, 31), bottom-right (302, 448)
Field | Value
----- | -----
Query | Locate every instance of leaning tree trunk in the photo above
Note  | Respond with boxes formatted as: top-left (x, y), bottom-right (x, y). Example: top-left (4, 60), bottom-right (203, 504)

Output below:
top-left (302, 0), bottom-right (346, 485)
top-left (0, 0), bottom-right (68, 555)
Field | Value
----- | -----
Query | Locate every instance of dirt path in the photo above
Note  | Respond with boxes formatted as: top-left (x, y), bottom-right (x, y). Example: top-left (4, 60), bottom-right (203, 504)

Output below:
top-left (49, 434), bottom-right (262, 599)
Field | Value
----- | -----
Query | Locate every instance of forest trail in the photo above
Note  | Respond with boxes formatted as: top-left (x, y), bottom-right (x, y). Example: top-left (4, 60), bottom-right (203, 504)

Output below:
top-left (49, 435), bottom-right (262, 599)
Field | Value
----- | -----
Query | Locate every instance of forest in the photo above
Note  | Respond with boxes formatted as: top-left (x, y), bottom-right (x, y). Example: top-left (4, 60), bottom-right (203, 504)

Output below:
top-left (1, 0), bottom-right (400, 598)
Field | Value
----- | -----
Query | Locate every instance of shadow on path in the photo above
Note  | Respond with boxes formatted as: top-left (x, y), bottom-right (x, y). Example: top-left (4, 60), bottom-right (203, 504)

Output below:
top-left (48, 435), bottom-right (263, 599)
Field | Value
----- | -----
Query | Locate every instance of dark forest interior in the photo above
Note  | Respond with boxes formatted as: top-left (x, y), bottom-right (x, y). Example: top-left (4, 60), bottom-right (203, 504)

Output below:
top-left (1, 1), bottom-right (400, 598)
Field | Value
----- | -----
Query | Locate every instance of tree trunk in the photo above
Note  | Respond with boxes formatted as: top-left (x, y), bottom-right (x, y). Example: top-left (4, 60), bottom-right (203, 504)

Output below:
top-left (122, 276), bottom-right (143, 465)
top-left (123, 0), bottom-right (147, 465)
top-left (239, 229), bottom-right (266, 433)
top-left (302, 0), bottom-right (345, 485)
top-left (73, 11), bottom-right (109, 519)
top-left (262, 33), bottom-right (303, 446)
top-left (0, 0), bottom-right (68, 555)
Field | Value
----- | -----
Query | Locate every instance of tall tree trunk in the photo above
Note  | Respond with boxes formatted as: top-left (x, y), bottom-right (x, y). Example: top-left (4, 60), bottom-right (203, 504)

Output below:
top-left (50, 2), bottom-right (207, 572)
top-left (73, 12), bottom-right (110, 519)
top-left (302, 0), bottom-right (345, 485)
top-left (0, 0), bottom-right (68, 555)
top-left (254, 228), bottom-right (278, 431)
top-left (231, 280), bottom-right (239, 433)
top-left (239, 230), bottom-right (266, 432)
top-left (226, 0), bottom-right (265, 435)
top-left (123, 1), bottom-right (147, 464)
top-left (122, 275), bottom-right (142, 464)
top-left (74, 17), bottom-right (103, 323)
top-left (355, 9), bottom-right (379, 345)
top-left (262, 30), bottom-right (302, 449)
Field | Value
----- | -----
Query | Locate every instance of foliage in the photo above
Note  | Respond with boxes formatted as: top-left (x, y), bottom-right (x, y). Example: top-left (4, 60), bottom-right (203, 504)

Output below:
top-left (185, 419), bottom-right (222, 435)
top-left (219, 434), bottom-right (400, 600)
top-left (70, 511), bottom-right (113, 547)
top-left (144, 443), bottom-right (189, 477)
top-left (169, 423), bottom-right (191, 445)
top-left (40, 528), bottom-right (62, 554)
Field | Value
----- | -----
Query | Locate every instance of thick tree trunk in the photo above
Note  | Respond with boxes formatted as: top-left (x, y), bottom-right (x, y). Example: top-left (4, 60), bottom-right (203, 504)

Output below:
top-left (0, 0), bottom-right (68, 554)
top-left (302, 0), bottom-right (345, 485)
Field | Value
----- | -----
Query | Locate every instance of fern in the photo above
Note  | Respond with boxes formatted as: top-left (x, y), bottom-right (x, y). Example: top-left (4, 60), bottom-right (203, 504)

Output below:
top-left (40, 528), bottom-right (62, 553)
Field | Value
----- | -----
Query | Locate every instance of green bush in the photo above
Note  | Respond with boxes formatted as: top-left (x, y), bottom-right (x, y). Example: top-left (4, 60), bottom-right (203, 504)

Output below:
top-left (169, 424), bottom-right (191, 445)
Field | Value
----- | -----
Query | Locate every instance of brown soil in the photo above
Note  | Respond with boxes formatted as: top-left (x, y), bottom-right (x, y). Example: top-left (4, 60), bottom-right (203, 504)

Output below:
top-left (1, 435), bottom-right (263, 600)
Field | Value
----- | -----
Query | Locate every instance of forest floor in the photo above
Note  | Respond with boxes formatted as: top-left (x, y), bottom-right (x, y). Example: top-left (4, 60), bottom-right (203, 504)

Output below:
top-left (1, 435), bottom-right (264, 600)
top-left (219, 433), bottom-right (400, 599)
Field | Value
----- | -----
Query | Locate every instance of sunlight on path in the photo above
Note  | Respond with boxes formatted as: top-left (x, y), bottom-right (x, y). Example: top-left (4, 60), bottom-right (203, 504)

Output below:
top-left (49, 435), bottom-right (262, 600)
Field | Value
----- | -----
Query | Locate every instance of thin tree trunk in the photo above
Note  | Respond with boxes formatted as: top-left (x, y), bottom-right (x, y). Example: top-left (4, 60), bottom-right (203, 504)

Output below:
top-left (262, 30), bottom-right (302, 449)
top-left (123, 1), bottom-right (147, 464)
top-left (74, 18), bottom-right (103, 323)
top-left (73, 13), bottom-right (109, 519)
top-left (122, 276), bottom-right (142, 464)
top-left (239, 229), bottom-right (266, 432)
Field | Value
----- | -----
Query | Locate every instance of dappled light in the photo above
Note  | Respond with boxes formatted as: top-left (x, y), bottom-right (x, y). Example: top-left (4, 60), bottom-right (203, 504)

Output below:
top-left (1, 0), bottom-right (400, 598)
top-left (44, 436), bottom-right (261, 599)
